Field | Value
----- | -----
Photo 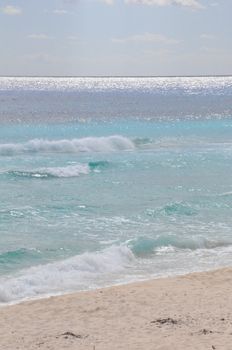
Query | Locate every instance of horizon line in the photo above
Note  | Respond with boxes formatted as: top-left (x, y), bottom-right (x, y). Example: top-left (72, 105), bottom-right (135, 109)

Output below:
top-left (0, 74), bottom-right (232, 78)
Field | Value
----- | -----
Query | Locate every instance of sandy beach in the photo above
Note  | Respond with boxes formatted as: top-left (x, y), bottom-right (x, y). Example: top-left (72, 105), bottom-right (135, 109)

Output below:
top-left (0, 268), bottom-right (232, 350)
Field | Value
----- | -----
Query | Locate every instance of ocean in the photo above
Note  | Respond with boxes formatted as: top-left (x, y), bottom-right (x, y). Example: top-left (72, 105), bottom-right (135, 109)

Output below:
top-left (0, 76), bottom-right (232, 304)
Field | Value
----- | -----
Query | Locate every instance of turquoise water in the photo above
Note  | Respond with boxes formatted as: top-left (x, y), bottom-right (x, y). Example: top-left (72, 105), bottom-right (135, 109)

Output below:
top-left (1, 77), bottom-right (232, 303)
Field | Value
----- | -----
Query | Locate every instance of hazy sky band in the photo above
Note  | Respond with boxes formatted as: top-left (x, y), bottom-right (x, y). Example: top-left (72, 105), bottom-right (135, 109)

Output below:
top-left (0, 0), bottom-right (231, 76)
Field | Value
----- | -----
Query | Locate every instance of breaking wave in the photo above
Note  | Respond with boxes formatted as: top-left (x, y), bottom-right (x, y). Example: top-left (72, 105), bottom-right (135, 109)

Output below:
top-left (0, 245), bottom-right (134, 303)
top-left (5, 161), bottom-right (110, 179)
top-left (7, 164), bottom-right (90, 179)
top-left (0, 135), bottom-right (135, 156)
top-left (1, 237), bottom-right (232, 303)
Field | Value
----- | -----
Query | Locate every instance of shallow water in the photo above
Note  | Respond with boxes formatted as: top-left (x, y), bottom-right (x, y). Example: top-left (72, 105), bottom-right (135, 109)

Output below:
top-left (0, 76), bottom-right (232, 303)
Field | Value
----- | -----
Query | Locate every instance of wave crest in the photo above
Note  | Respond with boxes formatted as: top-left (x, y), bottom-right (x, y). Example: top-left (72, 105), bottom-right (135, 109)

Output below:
top-left (129, 236), bottom-right (231, 256)
top-left (8, 164), bottom-right (90, 179)
top-left (5, 160), bottom-right (112, 179)
top-left (0, 135), bottom-right (135, 156)
top-left (0, 245), bottom-right (134, 303)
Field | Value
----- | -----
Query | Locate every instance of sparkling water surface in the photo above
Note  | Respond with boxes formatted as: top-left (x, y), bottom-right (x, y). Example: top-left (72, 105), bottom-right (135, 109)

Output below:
top-left (0, 76), bottom-right (232, 303)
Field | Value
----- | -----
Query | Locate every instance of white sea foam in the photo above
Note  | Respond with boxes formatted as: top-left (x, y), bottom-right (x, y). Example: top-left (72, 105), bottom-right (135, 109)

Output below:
top-left (0, 245), bottom-right (134, 303)
top-left (0, 135), bottom-right (135, 156)
top-left (217, 191), bottom-right (232, 197)
top-left (42, 165), bottom-right (90, 177)
top-left (6, 164), bottom-right (90, 179)
top-left (6, 161), bottom-right (111, 178)
top-left (36, 164), bottom-right (90, 178)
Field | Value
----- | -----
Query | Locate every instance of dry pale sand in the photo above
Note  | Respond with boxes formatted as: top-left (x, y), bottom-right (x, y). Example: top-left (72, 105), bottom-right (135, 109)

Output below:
top-left (0, 268), bottom-right (232, 350)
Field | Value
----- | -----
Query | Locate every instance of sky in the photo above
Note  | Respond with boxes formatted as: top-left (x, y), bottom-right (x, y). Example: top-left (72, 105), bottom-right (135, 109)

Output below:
top-left (0, 0), bottom-right (231, 76)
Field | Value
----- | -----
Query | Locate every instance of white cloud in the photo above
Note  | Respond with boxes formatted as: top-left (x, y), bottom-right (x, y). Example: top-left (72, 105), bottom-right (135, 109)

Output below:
top-left (53, 9), bottom-right (69, 14)
top-left (125, 0), bottom-right (204, 10)
top-left (28, 34), bottom-right (53, 40)
top-left (44, 9), bottom-right (72, 15)
top-left (62, 0), bottom-right (205, 8)
top-left (63, 0), bottom-right (80, 4)
top-left (200, 33), bottom-right (216, 40)
top-left (1, 5), bottom-right (22, 15)
top-left (112, 32), bottom-right (180, 45)
top-left (67, 35), bottom-right (79, 41)
top-left (100, 0), bottom-right (114, 4)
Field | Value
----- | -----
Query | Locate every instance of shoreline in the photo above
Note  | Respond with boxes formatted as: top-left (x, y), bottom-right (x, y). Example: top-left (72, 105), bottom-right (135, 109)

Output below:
top-left (1, 267), bottom-right (232, 349)
top-left (0, 264), bottom-right (227, 308)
